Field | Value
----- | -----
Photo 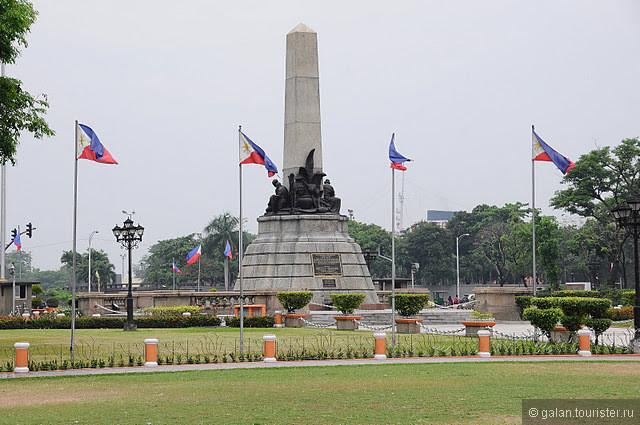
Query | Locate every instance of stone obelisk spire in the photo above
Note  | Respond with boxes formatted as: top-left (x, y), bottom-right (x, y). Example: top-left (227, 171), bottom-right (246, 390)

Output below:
top-left (283, 23), bottom-right (322, 184)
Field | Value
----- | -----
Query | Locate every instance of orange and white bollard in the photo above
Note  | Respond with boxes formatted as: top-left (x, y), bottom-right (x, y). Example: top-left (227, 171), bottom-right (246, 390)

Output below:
top-left (182, 312), bottom-right (191, 317)
top-left (374, 332), bottom-right (387, 360)
top-left (21, 313), bottom-right (30, 321)
top-left (478, 330), bottom-right (491, 358)
top-left (144, 338), bottom-right (159, 367)
top-left (263, 334), bottom-right (277, 362)
top-left (274, 311), bottom-right (283, 328)
top-left (14, 342), bottom-right (30, 373)
top-left (578, 329), bottom-right (591, 356)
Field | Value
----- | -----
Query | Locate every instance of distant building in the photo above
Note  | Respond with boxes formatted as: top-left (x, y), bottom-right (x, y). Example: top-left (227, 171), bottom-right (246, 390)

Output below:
top-left (0, 280), bottom-right (34, 316)
top-left (426, 210), bottom-right (455, 228)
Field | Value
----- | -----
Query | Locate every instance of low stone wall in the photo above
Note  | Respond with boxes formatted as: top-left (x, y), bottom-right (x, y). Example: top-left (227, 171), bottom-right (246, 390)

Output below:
top-left (474, 286), bottom-right (533, 321)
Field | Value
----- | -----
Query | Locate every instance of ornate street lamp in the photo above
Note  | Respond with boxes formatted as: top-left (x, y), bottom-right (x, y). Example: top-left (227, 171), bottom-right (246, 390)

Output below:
top-left (112, 217), bottom-right (144, 331)
top-left (611, 199), bottom-right (640, 353)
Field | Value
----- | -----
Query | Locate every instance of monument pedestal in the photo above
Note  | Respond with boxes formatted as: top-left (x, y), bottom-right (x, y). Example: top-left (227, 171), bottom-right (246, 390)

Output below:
top-left (238, 214), bottom-right (380, 305)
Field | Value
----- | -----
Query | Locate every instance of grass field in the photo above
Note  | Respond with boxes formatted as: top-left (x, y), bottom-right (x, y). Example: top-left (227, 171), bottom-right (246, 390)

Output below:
top-left (1, 361), bottom-right (639, 424)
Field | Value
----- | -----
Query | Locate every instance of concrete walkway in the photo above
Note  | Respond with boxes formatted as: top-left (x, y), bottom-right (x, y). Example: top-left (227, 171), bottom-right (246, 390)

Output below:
top-left (2, 354), bottom-right (639, 380)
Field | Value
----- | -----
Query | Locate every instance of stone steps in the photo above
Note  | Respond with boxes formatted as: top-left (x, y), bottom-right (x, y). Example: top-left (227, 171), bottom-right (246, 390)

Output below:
top-left (309, 309), bottom-right (471, 326)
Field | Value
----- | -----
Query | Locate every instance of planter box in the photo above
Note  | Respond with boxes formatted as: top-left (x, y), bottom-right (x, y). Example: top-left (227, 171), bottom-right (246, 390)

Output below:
top-left (461, 321), bottom-right (496, 337)
top-left (395, 318), bottom-right (423, 334)
top-left (334, 316), bottom-right (362, 331)
top-left (283, 314), bottom-right (307, 328)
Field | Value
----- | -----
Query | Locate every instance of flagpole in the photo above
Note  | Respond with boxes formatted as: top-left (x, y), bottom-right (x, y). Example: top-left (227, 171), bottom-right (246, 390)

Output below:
top-left (71, 120), bottom-right (79, 363)
top-left (531, 125), bottom-right (537, 297)
top-left (197, 256), bottom-right (201, 292)
top-left (172, 258), bottom-right (176, 291)
top-left (391, 166), bottom-right (396, 350)
top-left (238, 126), bottom-right (244, 356)
top-left (224, 255), bottom-right (229, 292)
top-left (0, 63), bottom-right (6, 283)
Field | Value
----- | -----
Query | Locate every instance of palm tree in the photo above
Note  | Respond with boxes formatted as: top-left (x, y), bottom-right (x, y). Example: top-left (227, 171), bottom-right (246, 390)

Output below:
top-left (203, 212), bottom-right (239, 255)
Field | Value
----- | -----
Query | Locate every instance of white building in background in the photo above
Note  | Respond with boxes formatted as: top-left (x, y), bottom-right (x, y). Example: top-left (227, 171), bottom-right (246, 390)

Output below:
top-left (426, 210), bottom-right (455, 228)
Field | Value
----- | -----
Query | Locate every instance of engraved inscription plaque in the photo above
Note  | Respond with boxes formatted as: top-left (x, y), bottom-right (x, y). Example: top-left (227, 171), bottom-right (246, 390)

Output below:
top-left (322, 279), bottom-right (336, 288)
top-left (311, 253), bottom-right (343, 277)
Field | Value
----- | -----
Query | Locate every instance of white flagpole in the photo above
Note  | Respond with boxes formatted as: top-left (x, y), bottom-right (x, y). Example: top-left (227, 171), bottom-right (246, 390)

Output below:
top-left (172, 258), bottom-right (176, 290)
top-left (0, 63), bottom-right (6, 282)
top-left (197, 255), bottom-right (201, 292)
top-left (531, 125), bottom-right (537, 296)
top-left (71, 120), bottom-right (79, 363)
top-left (391, 165), bottom-right (396, 350)
top-left (238, 126), bottom-right (244, 356)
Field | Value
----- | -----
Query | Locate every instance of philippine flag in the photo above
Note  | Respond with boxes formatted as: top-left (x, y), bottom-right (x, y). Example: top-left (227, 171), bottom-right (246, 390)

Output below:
top-left (172, 262), bottom-right (182, 274)
top-left (239, 130), bottom-right (278, 177)
top-left (13, 226), bottom-right (21, 251)
top-left (532, 129), bottom-right (575, 174)
top-left (223, 240), bottom-right (232, 260)
top-left (186, 244), bottom-right (202, 265)
top-left (389, 133), bottom-right (411, 171)
top-left (77, 123), bottom-right (118, 164)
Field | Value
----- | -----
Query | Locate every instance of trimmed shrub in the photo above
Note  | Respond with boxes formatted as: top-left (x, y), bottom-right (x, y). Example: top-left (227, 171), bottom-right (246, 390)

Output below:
top-left (330, 293), bottom-right (365, 315)
top-left (515, 296), bottom-right (533, 320)
top-left (391, 294), bottom-right (429, 317)
top-left (31, 297), bottom-right (43, 309)
top-left (585, 318), bottom-right (613, 344)
top-left (32, 284), bottom-right (44, 295)
top-left (46, 297), bottom-right (59, 308)
top-left (276, 291), bottom-right (313, 313)
top-left (226, 315), bottom-right (274, 328)
top-left (621, 291), bottom-right (635, 307)
top-left (609, 306), bottom-right (633, 321)
top-left (551, 290), bottom-right (598, 298)
top-left (141, 305), bottom-right (204, 317)
top-left (523, 307), bottom-right (562, 339)
top-left (531, 297), bottom-right (558, 310)
top-left (0, 315), bottom-right (221, 330)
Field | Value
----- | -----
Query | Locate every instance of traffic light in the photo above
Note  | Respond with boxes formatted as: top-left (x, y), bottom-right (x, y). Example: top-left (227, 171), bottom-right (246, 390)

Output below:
top-left (10, 228), bottom-right (17, 241)
top-left (26, 222), bottom-right (33, 238)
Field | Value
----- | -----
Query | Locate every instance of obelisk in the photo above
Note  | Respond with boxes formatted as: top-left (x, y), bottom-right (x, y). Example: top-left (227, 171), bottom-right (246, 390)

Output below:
top-left (283, 23), bottom-right (322, 183)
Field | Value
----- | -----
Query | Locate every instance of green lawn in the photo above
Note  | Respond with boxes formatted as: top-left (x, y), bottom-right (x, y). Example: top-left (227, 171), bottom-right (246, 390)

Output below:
top-left (1, 362), bottom-right (638, 424)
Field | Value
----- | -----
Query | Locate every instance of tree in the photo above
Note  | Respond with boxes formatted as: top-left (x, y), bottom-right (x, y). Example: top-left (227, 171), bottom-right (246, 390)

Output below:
top-left (550, 138), bottom-right (640, 286)
top-left (0, 0), bottom-right (54, 164)
top-left (347, 220), bottom-right (393, 278)
top-left (5, 250), bottom-right (31, 276)
top-left (140, 235), bottom-right (197, 285)
top-left (403, 222), bottom-right (454, 284)
top-left (61, 249), bottom-right (116, 286)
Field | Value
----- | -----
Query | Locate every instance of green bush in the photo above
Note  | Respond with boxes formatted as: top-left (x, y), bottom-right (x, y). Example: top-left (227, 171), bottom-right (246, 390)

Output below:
top-left (523, 307), bottom-right (562, 339)
top-left (559, 313), bottom-right (583, 333)
top-left (551, 290), bottom-right (598, 298)
top-left (330, 293), bottom-right (365, 315)
top-left (531, 297), bottom-right (558, 309)
top-left (0, 315), bottom-right (221, 330)
top-left (609, 306), bottom-right (633, 321)
top-left (32, 284), bottom-right (44, 296)
top-left (31, 297), bottom-right (43, 309)
top-left (585, 318), bottom-right (613, 344)
top-left (46, 297), bottom-right (59, 307)
top-left (276, 291), bottom-right (313, 313)
top-left (141, 305), bottom-right (204, 317)
top-left (515, 296), bottom-right (533, 320)
top-left (226, 315), bottom-right (274, 328)
top-left (390, 294), bottom-right (429, 317)
top-left (621, 291), bottom-right (635, 307)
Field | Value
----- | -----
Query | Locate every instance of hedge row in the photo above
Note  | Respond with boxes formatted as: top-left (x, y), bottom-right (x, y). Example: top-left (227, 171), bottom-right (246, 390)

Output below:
top-left (0, 315), bottom-right (221, 330)
top-left (609, 306), bottom-right (633, 321)
top-left (550, 290), bottom-right (599, 298)
top-left (226, 315), bottom-right (275, 328)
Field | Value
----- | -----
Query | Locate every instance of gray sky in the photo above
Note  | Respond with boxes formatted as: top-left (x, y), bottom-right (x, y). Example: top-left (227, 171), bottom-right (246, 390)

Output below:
top-left (6, 0), bottom-right (640, 272)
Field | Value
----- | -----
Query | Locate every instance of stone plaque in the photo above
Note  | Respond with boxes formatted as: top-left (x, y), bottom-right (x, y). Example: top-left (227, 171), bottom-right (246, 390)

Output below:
top-left (322, 279), bottom-right (336, 288)
top-left (311, 253), bottom-right (343, 277)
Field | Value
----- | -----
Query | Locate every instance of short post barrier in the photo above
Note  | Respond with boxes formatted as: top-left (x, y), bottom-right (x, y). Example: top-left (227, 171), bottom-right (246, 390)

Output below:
top-left (578, 329), bottom-right (591, 357)
top-left (477, 330), bottom-right (491, 358)
top-left (274, 311), bottom-right (283, 328)
top-left (91, 313), bottom-right (101, 317)
top-left (182, 312), bottom-right (191, 317)
top-left (144, 338), bottom-right (159, 367)
top-left (263, 334), bottom-right (277, 362)
top-left (14, 342), bottom-right (30, 373)
top-left (56, 313), bottom-right (65, 318)
top-left (21, 313), bottom-right (30, 321)
top-left (374, 332), bottom-right (387, 360)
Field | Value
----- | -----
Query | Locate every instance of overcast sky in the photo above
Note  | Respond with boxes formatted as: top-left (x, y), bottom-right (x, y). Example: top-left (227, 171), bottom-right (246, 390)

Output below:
top-left (5, 0), bottom-right (640, 272)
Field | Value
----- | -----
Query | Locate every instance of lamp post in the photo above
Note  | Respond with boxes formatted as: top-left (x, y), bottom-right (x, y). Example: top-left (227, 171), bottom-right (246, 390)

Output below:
top-left (611, 199), bottom-right (640, 353)
top-left (410, 263), bottom-right (420, 289)
top-left (87, 230), bottom-right (98, 293)
top-left (456, 233), bottom-right (470, 299)
top-left (112, 217), bottom-right (144, 331)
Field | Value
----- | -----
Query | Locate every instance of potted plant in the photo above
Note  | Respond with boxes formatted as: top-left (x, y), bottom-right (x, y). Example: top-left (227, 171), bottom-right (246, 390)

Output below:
top-left (391, 294), bottom-right (429, 334)
top-left (461, 311), bottom-right (497, 337)
top-left (330, 293), bottom-right (365, 330)
top-left (276, 291), bottom-right (313, 327)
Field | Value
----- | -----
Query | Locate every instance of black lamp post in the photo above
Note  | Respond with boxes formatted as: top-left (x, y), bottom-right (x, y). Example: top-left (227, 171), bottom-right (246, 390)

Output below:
top-left (112, 217), bottom-right (144, 331)
top-left (611, 198), bottom-right (640, 353)
top-left (362, 247), bottom-right (378, 273)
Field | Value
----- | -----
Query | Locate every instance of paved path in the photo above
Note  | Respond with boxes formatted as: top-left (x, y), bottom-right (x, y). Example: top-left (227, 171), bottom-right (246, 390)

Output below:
top-left (2, 354), bottom-right (639, 380)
